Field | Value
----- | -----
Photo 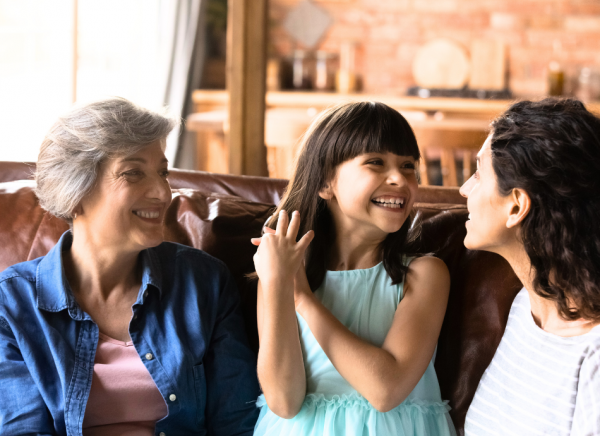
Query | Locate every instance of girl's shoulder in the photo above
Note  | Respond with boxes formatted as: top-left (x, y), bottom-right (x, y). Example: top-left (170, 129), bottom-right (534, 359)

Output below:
top-left (405, 255), bottom-right (449, 277)
top-left (403, 256), bottom-right (450, 298)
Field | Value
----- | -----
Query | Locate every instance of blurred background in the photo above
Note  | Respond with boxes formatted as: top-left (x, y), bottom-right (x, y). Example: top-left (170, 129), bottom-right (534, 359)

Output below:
top-left (1, 0), bottom-right (599, 185)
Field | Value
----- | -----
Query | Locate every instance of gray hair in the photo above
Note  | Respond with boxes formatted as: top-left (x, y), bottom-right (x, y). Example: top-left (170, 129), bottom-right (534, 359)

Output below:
top-left (35, 97), bottom-right (179, 221)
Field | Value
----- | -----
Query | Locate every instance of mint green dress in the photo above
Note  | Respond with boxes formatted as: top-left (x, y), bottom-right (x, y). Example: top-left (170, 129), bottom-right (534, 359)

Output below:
top-left (254, 260), bottom-right (457, 436)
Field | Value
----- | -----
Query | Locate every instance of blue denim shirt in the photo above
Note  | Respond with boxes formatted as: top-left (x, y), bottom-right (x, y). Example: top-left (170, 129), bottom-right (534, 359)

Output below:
top-left (0, 231), bottom-right (260, 436)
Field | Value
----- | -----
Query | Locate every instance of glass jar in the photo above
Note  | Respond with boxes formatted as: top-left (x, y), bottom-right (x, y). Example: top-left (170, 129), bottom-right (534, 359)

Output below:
top-left (314, 51), bottom-right (335, 91)
top-left (292, 50), bottom-right (312, 90)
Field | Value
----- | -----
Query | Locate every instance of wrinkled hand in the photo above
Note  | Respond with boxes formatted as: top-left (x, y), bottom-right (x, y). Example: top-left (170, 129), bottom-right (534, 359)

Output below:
top-left (252, 210), bottom-right (314, 293)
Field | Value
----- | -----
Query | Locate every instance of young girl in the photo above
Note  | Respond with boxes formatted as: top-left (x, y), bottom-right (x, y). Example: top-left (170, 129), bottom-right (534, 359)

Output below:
top-left (251, 102), bottom-right (456, 435)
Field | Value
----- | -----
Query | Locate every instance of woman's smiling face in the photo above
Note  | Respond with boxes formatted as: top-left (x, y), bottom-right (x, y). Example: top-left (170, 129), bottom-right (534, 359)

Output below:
top-left (459, 134), bottom-right (516, 254)
top-left (76, 139), bottom-right (172, 252)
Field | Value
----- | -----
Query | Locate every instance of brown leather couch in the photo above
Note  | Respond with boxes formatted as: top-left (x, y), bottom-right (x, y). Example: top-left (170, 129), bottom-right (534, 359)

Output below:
top-left (0, 161), bottom-right (522, 434)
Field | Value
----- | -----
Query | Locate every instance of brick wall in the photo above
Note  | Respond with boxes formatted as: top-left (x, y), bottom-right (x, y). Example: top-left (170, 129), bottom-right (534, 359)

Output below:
top-left (268, 0), bottom-right (600, 97)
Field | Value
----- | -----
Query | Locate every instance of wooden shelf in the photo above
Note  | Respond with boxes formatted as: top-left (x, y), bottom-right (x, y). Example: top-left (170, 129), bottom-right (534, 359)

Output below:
top-left (193, 90), bottom-right (513, 119)
top-left (265, 92), bottom-right (511, 117)
top-left (193, 89), bottom-right (600, 118)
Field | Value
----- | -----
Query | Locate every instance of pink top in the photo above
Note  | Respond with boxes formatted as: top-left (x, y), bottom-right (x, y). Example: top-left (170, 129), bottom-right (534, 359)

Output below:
top-left (83, 333), bottom-right (168, 436)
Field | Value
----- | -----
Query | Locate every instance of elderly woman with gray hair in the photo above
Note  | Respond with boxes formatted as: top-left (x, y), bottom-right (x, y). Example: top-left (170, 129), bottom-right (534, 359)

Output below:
top-left (0, 98), bottom-right (259, 435)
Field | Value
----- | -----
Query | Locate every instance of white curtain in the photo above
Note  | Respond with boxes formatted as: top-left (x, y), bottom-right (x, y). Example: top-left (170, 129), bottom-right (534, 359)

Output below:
top-left (160, 0), bottom-right (207, 166)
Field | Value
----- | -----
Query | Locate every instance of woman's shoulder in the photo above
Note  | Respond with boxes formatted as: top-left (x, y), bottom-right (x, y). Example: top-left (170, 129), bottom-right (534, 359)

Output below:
top-left (0, 259), bottom-right (43, 316)
top-left (0, 258), bottom-right (42, 293)
top-left (152, 241), bottom-right (226, 266)
top-left (149, 242), bottom-right (232, 281)
top-left (1, 231), bottom-right (70, 303)
top-left (583, 327), bottom-right (600, 361)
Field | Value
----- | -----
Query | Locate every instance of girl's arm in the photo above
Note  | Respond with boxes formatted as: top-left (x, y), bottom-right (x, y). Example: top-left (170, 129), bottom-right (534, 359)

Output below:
top-left (294, 256), bottom-right (450, 413)
top-left (254, 211), bottom-right (313, 419)
top-left (256, 279), bottom-right (306, 418)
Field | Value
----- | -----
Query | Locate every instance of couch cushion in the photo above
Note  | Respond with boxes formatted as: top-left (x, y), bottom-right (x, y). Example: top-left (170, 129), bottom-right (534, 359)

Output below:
top-left (0, 181), bottom-right (519, 432)
top-left (0, 180), bottom-right (63, 270)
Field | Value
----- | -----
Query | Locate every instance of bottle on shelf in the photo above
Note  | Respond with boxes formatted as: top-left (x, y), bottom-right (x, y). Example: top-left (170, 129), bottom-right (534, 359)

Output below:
top-left (336, 42), bottom-right (357, 94)
top-left (548, 40), bottom-right (564, 96)
top-left (314, 51), bottom-right (336, 91)
top-left (292, 49), bottom-right (313, 90)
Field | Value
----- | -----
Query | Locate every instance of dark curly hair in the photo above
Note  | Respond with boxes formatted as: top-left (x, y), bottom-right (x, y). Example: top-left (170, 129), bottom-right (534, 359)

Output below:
top-left (490, 98), bottom-right (600, 321)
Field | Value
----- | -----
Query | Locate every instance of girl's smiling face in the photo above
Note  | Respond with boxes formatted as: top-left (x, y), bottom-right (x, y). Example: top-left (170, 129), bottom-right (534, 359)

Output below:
top-left (320, 151), bottom-right (418, 242)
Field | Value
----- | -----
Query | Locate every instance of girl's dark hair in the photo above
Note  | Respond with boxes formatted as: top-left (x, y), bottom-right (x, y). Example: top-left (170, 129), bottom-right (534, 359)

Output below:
top-left (491, 98), bottom-right (600, 321)
top-left (266, 101), bottom-right (421, 291)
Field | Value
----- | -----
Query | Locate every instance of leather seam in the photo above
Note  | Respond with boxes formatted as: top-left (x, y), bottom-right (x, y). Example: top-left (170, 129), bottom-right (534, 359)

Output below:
top-left (25, 209), bottom-right (51, 262)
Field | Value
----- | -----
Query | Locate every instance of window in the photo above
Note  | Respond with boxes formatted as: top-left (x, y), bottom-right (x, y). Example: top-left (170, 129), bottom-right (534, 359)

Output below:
top-left (0, 0), bottom-right (167, 162)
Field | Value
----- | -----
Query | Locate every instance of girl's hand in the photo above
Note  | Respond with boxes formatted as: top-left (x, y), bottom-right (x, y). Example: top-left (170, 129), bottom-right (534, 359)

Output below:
top-left (252, 210), bottom-right (314, 291)
top-left (254, 227), bottom-right (315, 311)
top-left (250, 225), bottom-right (275, 246)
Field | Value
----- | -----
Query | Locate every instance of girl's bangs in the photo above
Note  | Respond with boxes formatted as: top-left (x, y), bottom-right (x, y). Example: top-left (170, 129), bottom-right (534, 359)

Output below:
top-left (338, 104), bottom-right (420, 162)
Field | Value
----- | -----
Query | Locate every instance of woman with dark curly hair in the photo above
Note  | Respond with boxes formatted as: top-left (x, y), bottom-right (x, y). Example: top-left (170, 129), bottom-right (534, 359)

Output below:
top-left (461, 98), bottom-right (600, 435)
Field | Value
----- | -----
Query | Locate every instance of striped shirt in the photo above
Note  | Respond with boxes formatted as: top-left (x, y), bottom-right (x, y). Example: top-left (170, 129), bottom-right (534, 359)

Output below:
top-left (465, 288), bottom-right (600, 436)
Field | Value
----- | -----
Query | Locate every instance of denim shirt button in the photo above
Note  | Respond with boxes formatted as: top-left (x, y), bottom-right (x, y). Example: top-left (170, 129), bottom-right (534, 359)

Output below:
top-left (143, 291), bottom-right (148, 298)
top-left (159, 432), bottom-right (166, 436)
top-left (145, 353), bottom-right (153, 361)
top-left (169, 394), bottom-right (176, 402)
top-left (133, 314), bottom-right (138, 320)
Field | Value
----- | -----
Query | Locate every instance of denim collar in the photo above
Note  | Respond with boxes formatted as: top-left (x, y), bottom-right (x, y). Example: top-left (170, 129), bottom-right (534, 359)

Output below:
top-left (36, 231), bottom-right (164, 320)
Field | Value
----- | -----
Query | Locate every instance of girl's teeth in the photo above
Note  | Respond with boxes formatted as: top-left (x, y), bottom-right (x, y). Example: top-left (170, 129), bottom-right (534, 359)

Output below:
top-left (373, 198), bottom-right (405, 206)
top-left (136, 211), bottom-right (159, 219)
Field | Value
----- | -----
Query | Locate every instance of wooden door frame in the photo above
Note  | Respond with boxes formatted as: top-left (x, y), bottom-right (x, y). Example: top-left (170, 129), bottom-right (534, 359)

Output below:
top-left (226, 0), bottom-right (268, 176)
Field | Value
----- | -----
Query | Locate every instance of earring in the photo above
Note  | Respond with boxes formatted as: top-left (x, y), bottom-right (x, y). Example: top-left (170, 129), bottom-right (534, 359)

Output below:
top-left (73, 213), bottom-right (77, 220)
